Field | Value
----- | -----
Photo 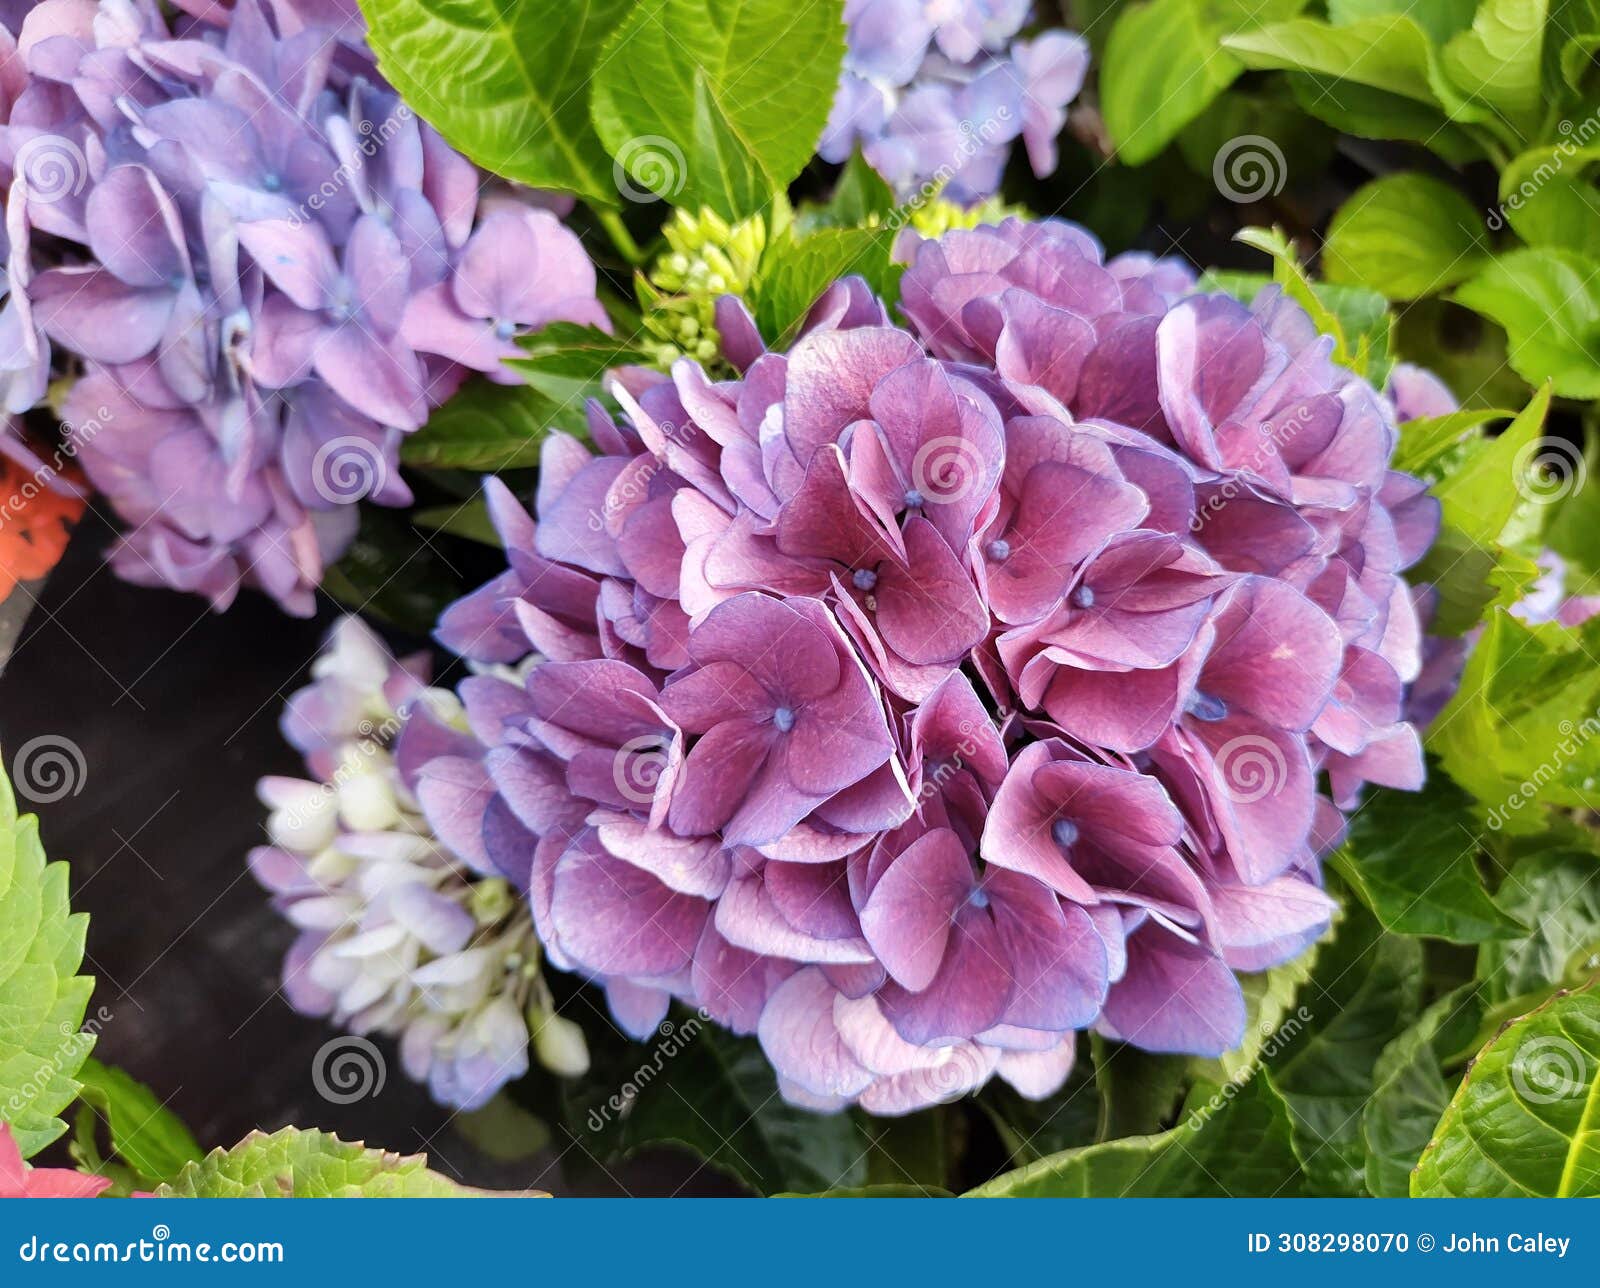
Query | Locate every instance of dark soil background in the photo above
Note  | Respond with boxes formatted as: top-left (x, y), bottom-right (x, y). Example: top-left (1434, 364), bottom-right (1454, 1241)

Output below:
top-left (0, 510), bottom-right (738, 1195)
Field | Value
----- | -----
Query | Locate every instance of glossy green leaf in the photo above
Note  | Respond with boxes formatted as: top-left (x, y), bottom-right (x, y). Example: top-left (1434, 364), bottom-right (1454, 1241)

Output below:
top-left (1413, 984), bottom-right (1600, 1196)
top-left (403, 381), bottom-right (576, 471)
top-left (570, 1022), bottom-right (868, 1196)
top-left (1263, 908), bottom-right (1422, 1196)
top-left (1101, 0), bottom-right (1243, 165)
top-left (74, 1058), bottom-right (203, 1190)
top-left (1324, 173), bottom-right (1489, 300)
top-left (1440, 0), bottom-right (1548, 137)
top-left (508, 322), bottom-right (653, 411)
top-left (359, 0), bottom-right (633, 203)
top-left (156, 1128), bottom-right (508, 1197)
top-left (1454, 250), bottom-right (1600, 398)
top-left (1431, 607), bottom-right (1600, 832)
top-left (966, 1074), bottom-right (1307, 1197)
top-left (0, 757), bottom-right (93, 1158)
top-left (1362, 984), bottom-right (1487, 1196)
top-left (1480, 851), bottom-right (1600, 1003)
top-left (1332, 766), bottom-right (1519, 943)
top-left (590, 0), bottom-right (846, 220)
top-left (1224, 16), bottom-right (1441, 104)
top-left (752, 226), bottom-right (900, 345)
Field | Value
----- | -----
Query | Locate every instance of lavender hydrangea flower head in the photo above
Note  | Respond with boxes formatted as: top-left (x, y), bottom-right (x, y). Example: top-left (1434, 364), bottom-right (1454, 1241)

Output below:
top-left (2, 0), bottom-right (606, 614)
top-left (821, 1), bottom-right (1088, 204)
top-left (406, 213), bottom-right (1439, 1117)
top-left (252, 616), bottom-right (589, 1111)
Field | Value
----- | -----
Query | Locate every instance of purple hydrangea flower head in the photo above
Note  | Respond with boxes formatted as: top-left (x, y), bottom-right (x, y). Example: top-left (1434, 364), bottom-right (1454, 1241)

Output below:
top-left (0, 0), bottom-right (606, 613)
top-left (409, 215), bottom-right (1438, 1116)
top-left (822, 1), bottom-right (1087, 204)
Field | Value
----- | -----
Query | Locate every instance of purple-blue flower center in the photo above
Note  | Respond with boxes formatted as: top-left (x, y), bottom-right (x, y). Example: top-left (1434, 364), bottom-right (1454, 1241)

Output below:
top-left (852, 567), bottom-right (878, 591)
top-left (986, 538), bottom-right (1011, 562)
top-left (967, 886), bottom-right (990, 910)
top-left (1070, 584), bottom-right (1095, 609)
top-left (494, 319), bottom-right (516, 341)
top-left (1051, 818), bottom-right (1079, 849)
top-left (903, 488), bottom-right (925, 508)
top-left (1186, 690), bottom-right (1228, 722)
top-left (772, 706), bottom-right (796, 732)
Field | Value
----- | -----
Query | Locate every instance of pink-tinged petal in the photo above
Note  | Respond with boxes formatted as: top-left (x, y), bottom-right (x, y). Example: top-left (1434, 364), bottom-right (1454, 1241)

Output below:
top-left (313, 326), bottom-right (425, 429)
top-left (764, 859), bottom-right (860, 940)
top-left (1184, 717), bottom-right (1315, 884)
top-left (86, 164), bottom-right (188, 286)
top-left (605, 979), bottom-right (672, 1039)
top-left (860, 828), bottom-right (972, 990)
top-left (1036, 656), bottom-right (1192, 754)
top-left (758, 968), bottom-right (875, 1099)
top-left (716, 871), bottom-right (875, 964)
top-left (692, 920), bottom-right (791, 1033)
top-left (996, 1039), bottom-right (1077, 1100)
top-left (667, 717), bottom-right (774, 838)
top-left (1099, 923), bottom-right (1245, 1057)
top-left (877, 903), bottom-right (1013, 1044)
top-left (1208, 877), bottom-right (1334, 959)
top-left (415, 755), bottom-right (495, 874)
top-left (873, 517), bottom-right (987, 664)
top-left (776, 441), bottom-right (903, 570)
top-left (594, 813), bottom-right (730, 898)
top-left (1203, 577), bottom-right (1343, 730)
top-left (550, 837), bottom-right (707, 976)
top-left (989, 869), bottom-right (1107, 1030)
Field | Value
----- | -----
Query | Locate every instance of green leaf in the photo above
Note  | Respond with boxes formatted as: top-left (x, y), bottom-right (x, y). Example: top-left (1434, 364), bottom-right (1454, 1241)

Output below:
top-left (359, 0), bottom-right (633, 204)
top-left (570, 1021), bottom-right (868, 1196)
top-left (1479, 851), bottom-right (1600, 1004)
top-left (403, 380), bottom-right (575, 471)
top-left (1091, 1038), bottom-right (1190, 1140)
top-left (1101, 0), bottom-right (1243, 165)
top-left (752, 226), bottom-right (900, 345)
top-left (590, 0), bottom-right (846, 220)
top-left (1391, 406), bottom-right (1515, 478)
top-left (1499, 143), bottom-right (1600, 248)
top-left (509, 322), bottom-right (652, 412)
top-left (1332, 765), bottom-right (1519, 942)
top-left (1263, 907), bottom-right (1422, 1195)
top-left (1362, 984), bottom-right (1487, 1196)
top-left (73, 1058), bottom-right (203, 1190)
top-left (1430, 607), bottom-right (1600, 832)
top-left (1454, 250), bottom-right (1600, 398)
top-left (1323, 173), bottom-right (1489, 300)
top-left (411, 497), bottom-right (500, 546)
top-left (1440, 0), bottom-right (1548, 138)
top-left (1224, 16), bottom-right (1441, 105)
top-left (1409, 382), bottom-right (1552, 634)
top-left (858, 1109), bottom-right (950, 1192)
top-left (0, 756), bottom-right (93, 1158)
top-left (156, 1128), bottom-right (507, 1197)
top-left (1285, 74), bottom-right (1481, 161)
top-left (810, 149), bottom-right (898, 229)
top-left (1413, 983), bottom-right (1600, 1195)
top-left (966, 1074), bottom-right (1307, 1197)
top-left (1328, 0), bottom-right (1477, 45)
top-left (1194, 946), bottom-right (1321, 1086)
top-left (1228, 227), bottom-right (1396, 380)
